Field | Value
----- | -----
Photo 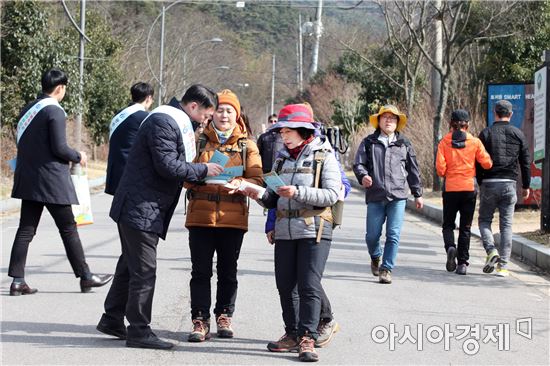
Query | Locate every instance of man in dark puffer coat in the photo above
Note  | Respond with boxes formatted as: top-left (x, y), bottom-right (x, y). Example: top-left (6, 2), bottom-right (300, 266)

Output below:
top-left (96, 85), bottom-right (223, 350)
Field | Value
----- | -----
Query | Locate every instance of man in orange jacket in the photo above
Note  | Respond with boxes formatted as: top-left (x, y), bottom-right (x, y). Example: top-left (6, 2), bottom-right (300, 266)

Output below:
top-left (436, 109), bottom-right (492, 275)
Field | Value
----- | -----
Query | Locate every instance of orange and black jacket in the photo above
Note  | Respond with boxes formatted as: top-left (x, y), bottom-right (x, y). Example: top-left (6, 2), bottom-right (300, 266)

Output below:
top-left (436, 130), bottom-right (492, 192)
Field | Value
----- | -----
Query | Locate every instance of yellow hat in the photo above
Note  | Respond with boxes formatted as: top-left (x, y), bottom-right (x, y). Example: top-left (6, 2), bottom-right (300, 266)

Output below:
top-left (217, 89), bottom-right (241, 119)
top-left (369, 104), bottom-right (407, 131)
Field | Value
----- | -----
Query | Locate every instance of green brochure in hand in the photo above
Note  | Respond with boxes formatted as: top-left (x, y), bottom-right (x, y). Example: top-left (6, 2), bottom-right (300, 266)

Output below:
top-left (263, 171), bottom-right (286, 192)
top-left (209, 150), bottom-right (229, 167)
top-left (205, 165), bottom-right (244, 183)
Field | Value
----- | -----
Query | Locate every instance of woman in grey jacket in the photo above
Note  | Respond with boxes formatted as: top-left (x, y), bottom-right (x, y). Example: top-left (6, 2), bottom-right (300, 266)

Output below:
top-left (242, 104), bottom-right (340, 362)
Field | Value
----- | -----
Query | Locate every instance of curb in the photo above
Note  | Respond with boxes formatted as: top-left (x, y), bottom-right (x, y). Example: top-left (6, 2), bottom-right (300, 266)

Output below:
top-left (1, 176), bottom-right (106, 213)
top-left (349, 177), bottom-right (549, 272)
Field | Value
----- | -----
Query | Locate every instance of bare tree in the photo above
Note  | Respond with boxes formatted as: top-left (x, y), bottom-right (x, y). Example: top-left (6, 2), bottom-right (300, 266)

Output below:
top-left (396, 0), bottom-right (518, 190)
top-left (337, 0), bottom-right (429, 116)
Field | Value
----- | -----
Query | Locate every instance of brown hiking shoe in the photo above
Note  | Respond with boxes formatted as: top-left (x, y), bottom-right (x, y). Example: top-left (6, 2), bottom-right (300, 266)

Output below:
top-left (298, 336), bottom-right (319, 362)
top-left (188, 318), bottom-right (211, 342)
top-left (379, 269), bottom-right (392, 284)
top-left (371, 257), bottom-right (381, 276)
top-left (315, 319), bottom-right (340, 348)
top-left (216, 314), bottom-right (234, 338)
top-left (267, 333), bottom-right (299, 352)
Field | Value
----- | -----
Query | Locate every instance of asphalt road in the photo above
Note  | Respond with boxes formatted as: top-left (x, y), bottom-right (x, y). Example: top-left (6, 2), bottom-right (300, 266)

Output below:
top-left (1, 187), bottom-right (549, 365)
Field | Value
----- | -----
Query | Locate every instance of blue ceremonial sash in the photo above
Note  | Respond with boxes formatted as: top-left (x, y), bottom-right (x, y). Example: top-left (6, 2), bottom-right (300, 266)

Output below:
top-left (109, 103), bottom-right (146, 139)
top-left (140, 105), bottom-right (196, 162)
top-left (16, 97), bottom-right (64, 145)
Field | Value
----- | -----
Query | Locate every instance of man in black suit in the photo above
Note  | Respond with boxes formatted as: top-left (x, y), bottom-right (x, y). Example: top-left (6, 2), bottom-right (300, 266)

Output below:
top-left (105, 82), bottom-right (154, 195)
top-left (9, 68), bottom-right (113, 296)
top-left (96, 85), bottom-right (224, 350)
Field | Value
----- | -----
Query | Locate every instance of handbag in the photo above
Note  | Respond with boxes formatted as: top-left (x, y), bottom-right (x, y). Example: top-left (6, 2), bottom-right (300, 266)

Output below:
top-left (71, 169), bottom-right (94, 226)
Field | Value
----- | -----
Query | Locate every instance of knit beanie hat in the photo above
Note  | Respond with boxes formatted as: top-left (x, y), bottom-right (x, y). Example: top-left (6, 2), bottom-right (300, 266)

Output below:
top-left (217, 89), bottom-right (241, 119)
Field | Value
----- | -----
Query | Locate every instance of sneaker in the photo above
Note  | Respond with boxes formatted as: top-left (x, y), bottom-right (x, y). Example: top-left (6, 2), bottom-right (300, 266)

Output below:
top-left (446, 247), bottom-right (457, 272)
top-left (370, 257), bottom-right (381, 276)
top-left (315, 319), bottom-right (340, 348)
top-left (379, 269), bottom-right (392, 284)
top-left (267, 333), bottom-right (299, 352)
top-left (216, 314), bottom-right (234, 338)
top-left (188, 318), bottom-right (211, 342)
top-left (495, 264), bottom-right (509, 277)
top-left (298, 335), bottom-right (319, 362)
top-left (456, 263), bottom-right (467, 275)
top-left (483, 249), bottom-right (500, 273)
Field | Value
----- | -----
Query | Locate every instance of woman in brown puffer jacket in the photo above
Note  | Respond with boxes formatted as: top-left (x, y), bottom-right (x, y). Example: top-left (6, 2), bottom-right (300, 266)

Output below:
top-left (184, 89), bottom-right (263, 342)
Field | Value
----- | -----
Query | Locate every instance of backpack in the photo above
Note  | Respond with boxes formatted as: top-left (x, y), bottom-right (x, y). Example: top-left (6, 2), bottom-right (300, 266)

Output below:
top-left (196, 133), bottom-right (248, 172)
top-left (273, 150), bottom-right (344, 228)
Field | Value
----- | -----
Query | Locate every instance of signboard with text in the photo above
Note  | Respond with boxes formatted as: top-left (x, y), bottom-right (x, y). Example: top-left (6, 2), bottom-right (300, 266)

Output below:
top-left (486, 83), bottom-right (540, 206)
top-left (533, 67), bottom-right (547, 162)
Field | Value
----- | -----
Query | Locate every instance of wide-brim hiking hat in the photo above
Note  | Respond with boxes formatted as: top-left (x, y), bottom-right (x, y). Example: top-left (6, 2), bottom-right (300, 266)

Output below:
top-left (369, 104), bottom-right (407, 131)
top-left (272, 103), bottom-right (318, 130)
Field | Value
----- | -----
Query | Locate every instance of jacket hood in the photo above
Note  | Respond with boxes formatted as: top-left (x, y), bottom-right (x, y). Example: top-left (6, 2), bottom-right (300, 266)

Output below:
top-left (204, 115), bottom-right (248, 144)
top-left (442, 130), bottom-right (474, 142)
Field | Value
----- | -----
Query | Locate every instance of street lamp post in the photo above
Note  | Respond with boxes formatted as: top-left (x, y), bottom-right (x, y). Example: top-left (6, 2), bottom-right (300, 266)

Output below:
top-left (182, 38), bottom-right (223, 90)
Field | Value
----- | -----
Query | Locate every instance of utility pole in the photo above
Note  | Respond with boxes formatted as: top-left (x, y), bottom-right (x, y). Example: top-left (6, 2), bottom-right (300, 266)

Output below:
top-left (535, 50), bottom-right (550, 232)
top-left (309, 0), bottom-right (323, 79)
top-left (73, 0), bottom-right (86, 174)
top-left (271, 54), bottom-right (276, 116)
top-left (298, 13), bottom-right (303, 93)
top-left (158, 6), bottom-right (166, 106)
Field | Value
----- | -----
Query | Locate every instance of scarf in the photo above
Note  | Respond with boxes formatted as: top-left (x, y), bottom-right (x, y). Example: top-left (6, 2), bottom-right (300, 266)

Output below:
top-left (214, 125), bottom-right (235, 144)
top-left (287, 135), bottom-right (314, 159)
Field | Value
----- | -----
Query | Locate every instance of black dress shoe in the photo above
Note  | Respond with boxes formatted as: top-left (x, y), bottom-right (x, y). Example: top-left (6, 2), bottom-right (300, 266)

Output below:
top-left (97, 315), bottom-right (127, 340)
top-left (126, 333), bottom-right (174, 350)
top-left (80, 274), bottom-right (113, 293)
top-left (10, 282), bottom-right (38, 296)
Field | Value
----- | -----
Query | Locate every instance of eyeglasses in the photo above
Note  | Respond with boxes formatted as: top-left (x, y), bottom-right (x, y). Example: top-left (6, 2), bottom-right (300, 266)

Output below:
top-left (269, 119), bottom-right (277, 123)
top-left (380, 115), bottom-right (398, 121)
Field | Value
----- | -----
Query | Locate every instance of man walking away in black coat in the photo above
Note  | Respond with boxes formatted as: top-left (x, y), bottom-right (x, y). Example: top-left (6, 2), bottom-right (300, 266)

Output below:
top-left (8, 68), bottom-right (113, 296)
top-left (105, 82), bottom-right (154, 195)
top-left (96, 84), bottom-right (224, 350)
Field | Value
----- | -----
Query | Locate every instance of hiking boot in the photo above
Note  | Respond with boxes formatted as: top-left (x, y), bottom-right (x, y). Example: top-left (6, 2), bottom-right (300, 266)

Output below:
top-left (456, 263), bottom-right (467, 275)
top-left (267, 333), bottom-right (299, 352)
top-left (483, 249), bottom-right (500, 273)
top-left (495, 263), bottom-right (509, 277)
top-left (315, 319), bottom-right (340, 348)
top-left (379, 269), bottom-right (392, 284)
top-left (188, 318), bottom-right (211, 342)
top-left (446, 247), bottom-right (457, 272)
top-left (298, 335), bottom-right (319, 362)
top-left (216, 314), bottom-right (234, 338)
top-left (370, 257), bottom-right (381, 276)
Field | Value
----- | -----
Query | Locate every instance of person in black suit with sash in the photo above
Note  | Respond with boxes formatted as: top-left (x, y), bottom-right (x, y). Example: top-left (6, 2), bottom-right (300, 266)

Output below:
top-left (96, 85), bottom-right (224, 350)
top-left (8, 68), bottom-right (113, 296)
top-left (105, 82), bottom-right (154, 195)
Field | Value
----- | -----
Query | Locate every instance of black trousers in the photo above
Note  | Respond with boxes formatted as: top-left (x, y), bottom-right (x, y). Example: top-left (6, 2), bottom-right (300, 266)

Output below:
top-left (188, 227), bottom-right (245, 320)
top-left (9, 200), bottom-right (90, 278)
top-left (103, 223), bottom-right (159, 339)
top-left (291, 284), bottom-right (333, 322)
top-left (442, 191), bottom-right (477, 265)
top-left (275, 238), bottom-right (331, 339)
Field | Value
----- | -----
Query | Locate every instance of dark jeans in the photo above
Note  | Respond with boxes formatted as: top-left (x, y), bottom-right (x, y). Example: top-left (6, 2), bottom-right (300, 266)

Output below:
top-left (442, 191), bottom-right (476, 265)
top-left (275, 238), bottom-right (331, 339)
top-left (9, 200), bottom-right (90, 278)
top-left (188, 227), bottom-right (245, 320)
top-left (103, 223), bottom-right (159, 339)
